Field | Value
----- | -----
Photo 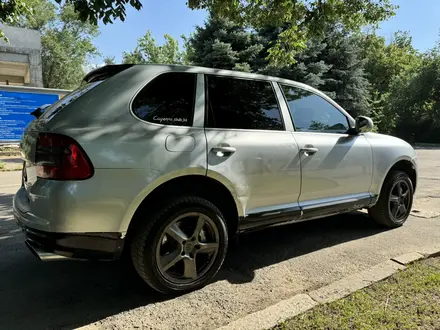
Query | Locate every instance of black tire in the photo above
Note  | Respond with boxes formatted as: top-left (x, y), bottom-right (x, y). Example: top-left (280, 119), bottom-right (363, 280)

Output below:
top-left (130, 196), bottom-right (228, 294)
top-left (368, 170), bottom-right (414, 228)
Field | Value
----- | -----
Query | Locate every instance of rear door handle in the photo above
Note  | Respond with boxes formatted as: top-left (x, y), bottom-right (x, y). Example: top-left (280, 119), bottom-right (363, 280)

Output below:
top-left (211, 146), bottom-right (236, 157)
top-left (301, 147), bottom-right (319, 156)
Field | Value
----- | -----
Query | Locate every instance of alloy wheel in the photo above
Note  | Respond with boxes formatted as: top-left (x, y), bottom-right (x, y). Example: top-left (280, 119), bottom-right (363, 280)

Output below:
top-left (155, 212), bottom-right (220, 285)
top-left (389, 180), bottom-right (411, 222)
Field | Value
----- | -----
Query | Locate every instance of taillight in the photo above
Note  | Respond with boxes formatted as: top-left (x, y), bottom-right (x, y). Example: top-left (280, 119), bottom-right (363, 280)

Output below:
top-left (35, 133), bottom-right (94, 180)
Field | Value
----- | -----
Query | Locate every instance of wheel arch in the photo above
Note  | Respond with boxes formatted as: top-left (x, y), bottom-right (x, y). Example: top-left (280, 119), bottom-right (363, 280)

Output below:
top-left (121, 172), bottom-right (243, 244)
top-left (376, 157), bottom-right (417, 197)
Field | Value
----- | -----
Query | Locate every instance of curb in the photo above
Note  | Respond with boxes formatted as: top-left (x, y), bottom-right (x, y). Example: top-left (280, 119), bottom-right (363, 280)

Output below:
top-left (216, 249), bottom-right (440, 330)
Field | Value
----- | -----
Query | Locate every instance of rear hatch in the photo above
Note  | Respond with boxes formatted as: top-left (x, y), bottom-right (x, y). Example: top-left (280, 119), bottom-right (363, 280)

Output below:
top-left (20, 64), bottom-right (133, 192)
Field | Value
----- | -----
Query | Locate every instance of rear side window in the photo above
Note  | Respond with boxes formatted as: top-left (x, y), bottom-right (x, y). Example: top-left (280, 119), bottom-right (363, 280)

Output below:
top-left (132, 72), bottom-right (196, 126)
top-left (40, 81), bottom-right (103, 120)
top-left (205, 75), bottom-right (284, 131)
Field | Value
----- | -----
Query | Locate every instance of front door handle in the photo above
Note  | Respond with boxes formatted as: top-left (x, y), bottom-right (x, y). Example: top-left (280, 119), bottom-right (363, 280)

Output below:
top-left (211, 146), bottom-right (236, 157)
top-left (301, 147), bottom-right (319, 156)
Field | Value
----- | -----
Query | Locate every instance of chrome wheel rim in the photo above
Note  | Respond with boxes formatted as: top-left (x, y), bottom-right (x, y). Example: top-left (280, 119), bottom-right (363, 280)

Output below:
top-left (389, 180), bottom-right (411, 222)
top-left (155, 212), bottom-right (220, 285)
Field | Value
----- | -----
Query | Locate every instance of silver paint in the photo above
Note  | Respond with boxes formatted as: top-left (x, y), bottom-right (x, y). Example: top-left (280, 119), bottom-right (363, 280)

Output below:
top-left (14, 64), bottom-right (418, 239)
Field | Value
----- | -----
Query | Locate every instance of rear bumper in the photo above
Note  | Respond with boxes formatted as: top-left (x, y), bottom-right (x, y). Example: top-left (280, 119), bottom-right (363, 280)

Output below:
top-left (18, 224), bottom-right (125, 260)
top-left (14, 190), bottom-right (125, 261)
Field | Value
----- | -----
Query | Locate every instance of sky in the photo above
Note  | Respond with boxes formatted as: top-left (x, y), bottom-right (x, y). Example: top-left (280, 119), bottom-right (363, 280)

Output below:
top-left (91, 0), bottom-right (440, 65)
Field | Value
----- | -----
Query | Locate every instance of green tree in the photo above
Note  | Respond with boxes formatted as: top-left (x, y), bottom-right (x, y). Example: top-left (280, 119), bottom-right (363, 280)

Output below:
top-left (9, 0), bottom-right (99, 89)
top-left (186, 15), bottom-right (264, 71)
top-left (259, 26), bottom-right (369, 117)
top-left (123, 30), bottom-right (183, 64)
top-left (359, 31), bottom-right (421, 132)
top-left (190, 0), bottom-right (396, 65)
top-left (6, 0), bottom-right (56, 31)
top-left (2, 0), bottom-right (396, 65)
top-left (188, 18), bottom-right (369, 117)
top-left (360, 31), bottom-right (420, 94)
top-left (386, 49), bottom-right (440, 142)
top-left (103, 56), bottom-right (116, 65)
top-left (319, 28), bottom-right (370, 117)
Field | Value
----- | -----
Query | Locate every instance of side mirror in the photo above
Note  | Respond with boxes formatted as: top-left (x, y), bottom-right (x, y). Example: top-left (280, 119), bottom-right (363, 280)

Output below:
top-left (355, 116), bottom-right (374, 134)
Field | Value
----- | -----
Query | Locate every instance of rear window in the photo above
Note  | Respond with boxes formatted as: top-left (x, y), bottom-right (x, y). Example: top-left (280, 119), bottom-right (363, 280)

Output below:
top-left (40, 81), bottom-right (103, 120)
top-left (132, 72), bottom-right (196, 126)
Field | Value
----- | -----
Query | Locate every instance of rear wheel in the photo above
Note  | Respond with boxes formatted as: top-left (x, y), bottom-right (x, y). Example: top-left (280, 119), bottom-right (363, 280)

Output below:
top-left (130, 196), bottom-right (228, 294)
top-left (368, 170), bottom-right (414, 228)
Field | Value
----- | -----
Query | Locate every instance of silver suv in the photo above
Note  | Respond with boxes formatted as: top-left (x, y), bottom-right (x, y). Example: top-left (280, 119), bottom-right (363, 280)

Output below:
top-left (14, 64), bottom-right (418, 294)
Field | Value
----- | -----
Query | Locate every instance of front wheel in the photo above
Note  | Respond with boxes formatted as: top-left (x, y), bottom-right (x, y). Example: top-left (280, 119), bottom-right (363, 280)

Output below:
top-left (368, 170), bottom-right (414, 228)
top-left (130, 196), bottom-right (228, 294)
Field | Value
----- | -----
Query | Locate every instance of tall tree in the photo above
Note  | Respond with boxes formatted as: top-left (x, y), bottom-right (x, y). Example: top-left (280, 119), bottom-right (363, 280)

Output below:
top-left (103, 56), bottom-right (116, 65)
top-left (259, 26), bottom-right (369, 116)
top-left (188, 19), bottom-right (369, 117)
top-left (359, 31), bottom-right (421, 131)
top-left (123, 30), bottom-right (183, 64)
top-left (386, 49), bottom-right (440, 142)
top-left (187, 15), bottom-right (263, 71)
top-left (360, 31), bottom-right (421, 95)
top-left (319, 28), bottom-right (370, 117)
top-left (9, 0), bottom-right (99, 89)
top-left (259, 26), bottom-right (332, 88)
top-left (2, 0), bottom-right (396, 65)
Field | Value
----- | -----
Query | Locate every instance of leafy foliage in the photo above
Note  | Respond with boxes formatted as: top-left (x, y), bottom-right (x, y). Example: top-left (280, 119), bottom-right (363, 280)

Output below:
top-left (123, 30), bottom-right (183, 64)
top-left (187, 15), bottom-right (264, 71)
top-left (359, 31), bottom-right (422, 133)
top-left (386, 50), bottom-right (440, 142)
top-left (188, 0), bottom-right (396, 65)
top-left (41, 5), bottom-right (99, 89)
top-left (0, 0), bottom-right (32, 40)
top-left (8, 0), bottom-right (99, 89)
top-left (360, 31), bottom-right (421, 94)
top-left (2, 0), bottom-right (397, 65)
top-left (1, 0), bottom-right (142, 26)
top-left (187, 17), bottom-right (370, 117)
top-left (103, 56), bottom-right (116, 65)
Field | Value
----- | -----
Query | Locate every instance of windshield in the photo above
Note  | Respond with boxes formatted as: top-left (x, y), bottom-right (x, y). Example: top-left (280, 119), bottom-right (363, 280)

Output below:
top-left (39, 80), bottom-right (103, 120)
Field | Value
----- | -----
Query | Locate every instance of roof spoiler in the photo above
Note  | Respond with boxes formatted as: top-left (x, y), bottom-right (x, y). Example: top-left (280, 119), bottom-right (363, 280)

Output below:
top-left (83, 64), bottom-right (134, 83)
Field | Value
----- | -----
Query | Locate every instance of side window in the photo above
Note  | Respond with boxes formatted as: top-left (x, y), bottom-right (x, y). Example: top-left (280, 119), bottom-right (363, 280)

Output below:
top-left (281, 84), bottom-right (349, 133)
top-left (205, 75), bottom-right (284, 131)
top-left (132, 72), bottom-right (196, 126)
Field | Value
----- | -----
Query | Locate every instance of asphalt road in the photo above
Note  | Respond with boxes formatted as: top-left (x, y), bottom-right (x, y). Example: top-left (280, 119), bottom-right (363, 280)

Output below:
top-left (0, 149), bottom-right (439, 330)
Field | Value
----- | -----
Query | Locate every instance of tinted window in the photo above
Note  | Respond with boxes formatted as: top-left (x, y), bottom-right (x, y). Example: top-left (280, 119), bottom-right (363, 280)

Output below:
top-left (206, 75), bottom-right (284, 130)
top-left (281, 85), bottom-right (349, 133)
top-left (41, 81), bottom-right (103, 120)
top-left (132, 72), bottom-right (196, 126)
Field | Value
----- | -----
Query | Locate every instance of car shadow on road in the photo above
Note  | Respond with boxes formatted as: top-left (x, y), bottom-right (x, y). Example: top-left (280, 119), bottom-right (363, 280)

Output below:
top-left (0, 190), bottom-right (387, 329)
top-left (219, 211), bottom-right (387, 283)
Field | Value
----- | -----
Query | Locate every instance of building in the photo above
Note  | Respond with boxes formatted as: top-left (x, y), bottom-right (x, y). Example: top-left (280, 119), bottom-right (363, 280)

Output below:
top-left (0, 25), bottom-right (43, 87)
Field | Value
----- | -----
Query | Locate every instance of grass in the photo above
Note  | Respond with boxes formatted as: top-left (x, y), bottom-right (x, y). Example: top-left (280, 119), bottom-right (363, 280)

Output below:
top-left (0, 161), bottom-right (5, 170)
top-left (276, 257), bottom-right (440, 330)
